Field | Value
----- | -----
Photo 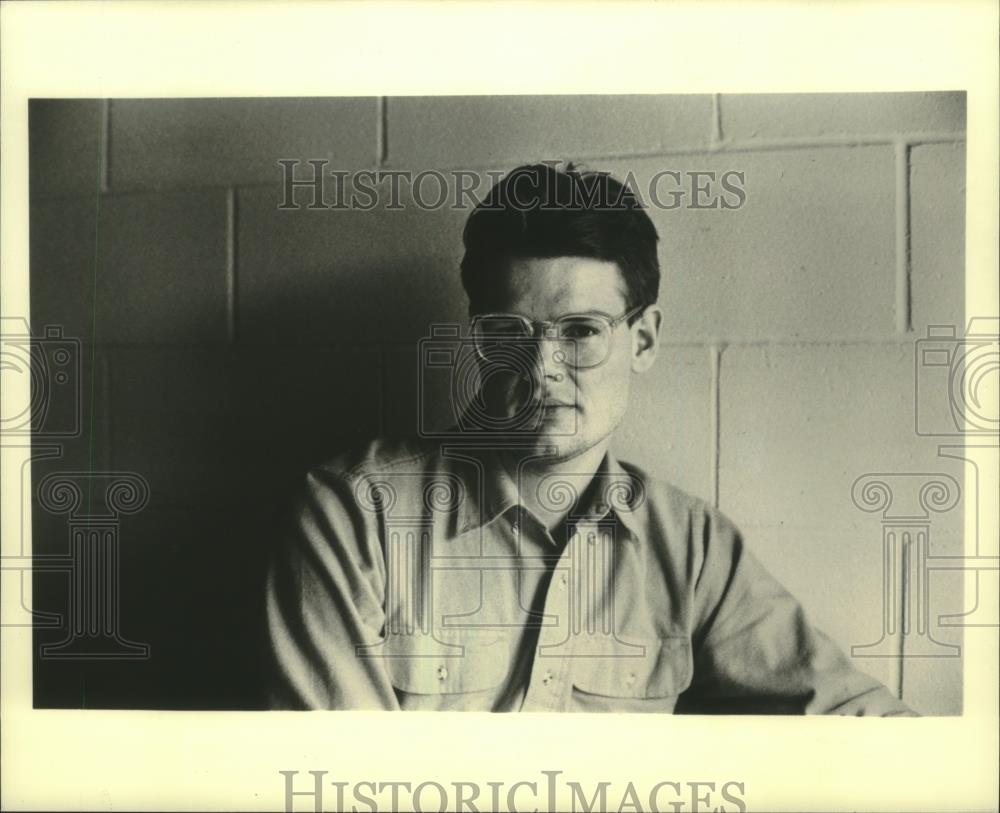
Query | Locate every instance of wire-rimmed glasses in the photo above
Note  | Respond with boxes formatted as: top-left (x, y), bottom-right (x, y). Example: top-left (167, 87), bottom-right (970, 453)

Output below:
top-left (470, 305), bottom-right (644, 369)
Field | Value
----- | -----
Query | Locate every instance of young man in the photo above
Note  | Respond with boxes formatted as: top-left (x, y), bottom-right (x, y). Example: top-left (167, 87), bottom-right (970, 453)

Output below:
top-left (266, 163), bottom-right (915, 714)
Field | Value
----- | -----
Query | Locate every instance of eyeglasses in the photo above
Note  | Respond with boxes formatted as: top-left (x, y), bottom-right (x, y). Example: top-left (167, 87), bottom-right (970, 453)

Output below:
top-left (470, 305), bottom-right (644, 369)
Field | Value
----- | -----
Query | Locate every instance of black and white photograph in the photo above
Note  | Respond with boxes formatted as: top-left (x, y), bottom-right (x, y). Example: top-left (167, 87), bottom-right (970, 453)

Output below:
top-left (2, 3), bottom-right (997, 812)
top-left (23, 90), bottom-right (972, 717)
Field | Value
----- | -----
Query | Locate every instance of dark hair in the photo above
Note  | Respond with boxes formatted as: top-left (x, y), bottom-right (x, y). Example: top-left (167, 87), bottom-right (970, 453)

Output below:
top-left (460, 162), bottom-right (660, 319)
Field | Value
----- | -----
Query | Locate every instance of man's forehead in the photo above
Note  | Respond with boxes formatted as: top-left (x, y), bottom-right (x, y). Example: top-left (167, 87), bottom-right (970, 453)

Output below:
top-left (498, 256), bottom-right (628, 312)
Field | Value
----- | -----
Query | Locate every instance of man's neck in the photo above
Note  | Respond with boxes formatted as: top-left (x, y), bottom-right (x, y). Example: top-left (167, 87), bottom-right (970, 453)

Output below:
top-left (499, 439), bottom-right (610, 533)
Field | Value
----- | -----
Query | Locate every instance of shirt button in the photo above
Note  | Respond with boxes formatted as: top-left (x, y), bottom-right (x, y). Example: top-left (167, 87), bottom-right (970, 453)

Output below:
top-left (558, 573), bottom-right (568, 589)
top-left (541, 669), bottom-right (554, 686)
top-left (436, 666), bottom-right (448, 681)
top-left (624, 673), bottom-right (637, 688)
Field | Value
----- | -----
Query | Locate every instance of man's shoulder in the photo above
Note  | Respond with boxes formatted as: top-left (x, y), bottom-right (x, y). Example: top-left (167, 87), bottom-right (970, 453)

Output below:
top-left (301, 438), bottom-right (489, 523)
top-left (615, 457), bottom-right (711, 515)
top-left (309, 437), bottom-right (444, 484)
top-left (615, 457), bottom-right (740, 536)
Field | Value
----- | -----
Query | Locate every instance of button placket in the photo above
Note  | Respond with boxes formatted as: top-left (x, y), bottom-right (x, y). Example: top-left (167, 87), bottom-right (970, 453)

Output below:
top-left (520, 536), bottom-right (580, 711)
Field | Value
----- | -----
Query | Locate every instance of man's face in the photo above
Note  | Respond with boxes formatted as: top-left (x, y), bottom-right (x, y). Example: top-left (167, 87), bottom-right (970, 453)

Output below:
top-left (477, 256), bottom-right (661, 464)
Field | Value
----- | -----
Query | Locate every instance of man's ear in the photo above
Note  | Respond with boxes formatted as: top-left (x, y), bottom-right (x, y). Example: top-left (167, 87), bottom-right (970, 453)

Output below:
top-left (630, 305), bottom-right (662, 373)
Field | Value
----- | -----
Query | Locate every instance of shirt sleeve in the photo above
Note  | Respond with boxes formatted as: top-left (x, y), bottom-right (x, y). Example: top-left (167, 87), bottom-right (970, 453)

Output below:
top-left (677, 507), bottom-right (918, 716)
top-left (265, 467), bottom-right (400, 710)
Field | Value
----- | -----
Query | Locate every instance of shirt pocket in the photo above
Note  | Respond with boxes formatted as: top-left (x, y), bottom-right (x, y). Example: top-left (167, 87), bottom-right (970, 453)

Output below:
top-left (383, 629), bottom-right (510, 708)
top-left (569, 636), bottom-right (692, 712)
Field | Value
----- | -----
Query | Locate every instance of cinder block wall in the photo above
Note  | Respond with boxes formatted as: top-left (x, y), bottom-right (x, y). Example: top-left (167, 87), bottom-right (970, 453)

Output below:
top-left (29, 93), bottom-right (966, 712)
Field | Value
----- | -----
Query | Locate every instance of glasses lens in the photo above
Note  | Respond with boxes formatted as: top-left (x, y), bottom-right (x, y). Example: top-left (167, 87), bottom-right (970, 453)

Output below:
top-left (472, 314), bottom-right (616, 367)
top-left (473, 316), bottom-right (528, 359)
top-left (474, 316), bottom-right (528, 337)
top-left (557, 317), bottom-right (609, 367)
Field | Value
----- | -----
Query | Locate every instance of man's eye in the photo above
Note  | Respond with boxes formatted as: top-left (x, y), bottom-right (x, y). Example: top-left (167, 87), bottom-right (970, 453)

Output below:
top-left (560, 321), bottom-right (601, 340)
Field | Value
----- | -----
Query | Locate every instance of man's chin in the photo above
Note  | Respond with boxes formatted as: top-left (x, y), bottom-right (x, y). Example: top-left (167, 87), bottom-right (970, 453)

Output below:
top-left (521, 432), bottom-right (591, 464)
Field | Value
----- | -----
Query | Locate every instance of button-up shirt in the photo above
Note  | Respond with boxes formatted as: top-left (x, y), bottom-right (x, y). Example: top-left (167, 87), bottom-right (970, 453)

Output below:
top-left (265, 437), bottom-right (914, 714)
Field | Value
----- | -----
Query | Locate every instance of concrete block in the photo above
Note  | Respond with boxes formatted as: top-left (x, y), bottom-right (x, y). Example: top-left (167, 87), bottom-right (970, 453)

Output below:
top-left (230, 343), bottom-right (383, 486)
top-left (30, 197), bottom-right (99, 342)
top-left (382, 342), bottom-right (441, 440)
top-left (29, 99), bottom-right (103, 198)
top-left (109, 97), bottom-right (377, 190)
top-left (719, 343), bottom-right (963, 529)
top-left (386, 94), bottom-right (713, 168)
top-left (22, 221), bottom-right (106, 480)
top-left (614, 344), bottom-right (714, 501)
top-left (97, 189), bottom-right (229, 344)
top-left (107, 347), bottom-right (238, 509)
top-left (721, 92), bottom-right (966, 141)
top-left (107, 344), bottom-right (381, 509)
top-left (600, 147), bottom-right (896, 340)
top-left (237, 184), bottom-right (468, 345)
top-left (32, 189), bottom-right (229, 345)
top-left (910, 143), bottom-right (966, 332)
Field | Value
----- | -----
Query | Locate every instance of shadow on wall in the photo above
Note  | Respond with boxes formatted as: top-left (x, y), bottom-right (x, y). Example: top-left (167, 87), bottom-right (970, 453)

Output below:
top-left (30, 234), bottom-right (464, 710)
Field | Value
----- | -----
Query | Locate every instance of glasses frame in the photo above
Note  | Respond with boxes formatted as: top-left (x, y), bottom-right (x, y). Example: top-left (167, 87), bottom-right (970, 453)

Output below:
top-left (469, 304), bottom-right (646, 369)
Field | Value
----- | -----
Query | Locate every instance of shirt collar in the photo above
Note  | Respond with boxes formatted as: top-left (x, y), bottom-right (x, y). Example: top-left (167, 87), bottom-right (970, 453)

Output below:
top-left (451, 445), bottom-right (645, 540)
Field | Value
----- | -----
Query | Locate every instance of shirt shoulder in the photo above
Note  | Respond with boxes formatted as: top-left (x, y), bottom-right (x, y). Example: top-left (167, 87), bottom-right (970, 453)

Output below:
top-left (301, 437), bottom-right (469, 517)
top-left (614, 458), bottom-right (745, 558)
top-left (309, 437), bottom-right (444, 485)
top-left (300, 438), bottom-right (481, 538)
top-left (285, 438), bottom-right (448, 555)
top-left (616, 459), bottom-right (735, 525)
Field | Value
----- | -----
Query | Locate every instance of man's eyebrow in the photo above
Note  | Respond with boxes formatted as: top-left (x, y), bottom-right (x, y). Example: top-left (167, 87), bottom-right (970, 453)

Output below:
top-left (482, 308), bottom-right (618, 320)
top-left (553, 308), bottom-right (616, 319)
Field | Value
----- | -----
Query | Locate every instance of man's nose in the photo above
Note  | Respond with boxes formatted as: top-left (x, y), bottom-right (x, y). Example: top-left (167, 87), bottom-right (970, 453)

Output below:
top-left (527, 336), bottom-right (566, 383)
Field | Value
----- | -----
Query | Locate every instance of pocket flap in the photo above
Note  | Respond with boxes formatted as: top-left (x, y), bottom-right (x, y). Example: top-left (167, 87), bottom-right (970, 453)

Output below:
top-left (571, 637), bottom-right (692, 699)
top-left (383, 631), bottom-right (509, 695)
